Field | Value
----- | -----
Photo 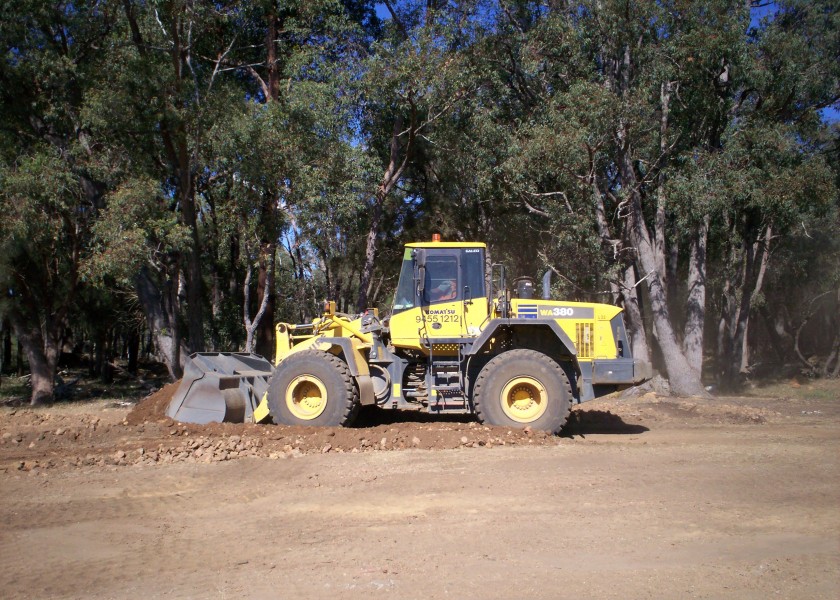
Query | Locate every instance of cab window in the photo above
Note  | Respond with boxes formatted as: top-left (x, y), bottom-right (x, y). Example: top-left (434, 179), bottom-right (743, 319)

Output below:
top-left (424, 255), bottom-right (459, 304)
top-left (392, 257), bottom-right (416, 313)
top-left (462, 249), bottom-right (485, 300)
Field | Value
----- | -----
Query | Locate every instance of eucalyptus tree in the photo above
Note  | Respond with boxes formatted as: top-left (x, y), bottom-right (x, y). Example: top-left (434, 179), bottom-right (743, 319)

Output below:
top-left (452, 0), bottom-right (837, 393)
top-left (707, 0), bottom-right (839, 385)
top-left (0, 1), bottom-right (121, 403)
top-left (354, 0), bottom-right (487, 311)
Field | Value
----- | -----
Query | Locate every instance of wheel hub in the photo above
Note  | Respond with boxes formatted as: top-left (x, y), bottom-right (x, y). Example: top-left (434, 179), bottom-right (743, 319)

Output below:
top-left (286, 375), bottom-right (328, 420)
top-left (500, 376), bottom-right (548, 423)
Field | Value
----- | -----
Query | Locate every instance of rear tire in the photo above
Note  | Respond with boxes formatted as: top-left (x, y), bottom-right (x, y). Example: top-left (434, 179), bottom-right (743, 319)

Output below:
top-left (473, 349), bottom-right (572, 433)
top-left (268, 350), bottom-right (359, 427)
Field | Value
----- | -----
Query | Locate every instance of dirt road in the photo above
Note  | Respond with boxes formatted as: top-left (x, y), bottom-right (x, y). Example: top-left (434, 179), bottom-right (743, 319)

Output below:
top-left (1, 384), bottom-right (838, 599)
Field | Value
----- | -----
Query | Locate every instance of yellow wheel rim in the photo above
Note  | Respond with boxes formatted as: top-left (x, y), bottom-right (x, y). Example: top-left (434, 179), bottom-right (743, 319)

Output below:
top-left (500, 376), bottom-right (548, 423)
top-left (285, 375), bottom-right (328, 420)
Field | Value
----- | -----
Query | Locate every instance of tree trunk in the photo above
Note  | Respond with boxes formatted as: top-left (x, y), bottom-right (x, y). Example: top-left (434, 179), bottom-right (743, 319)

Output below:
top-left (620, 263), bottom-right (650, 364)
top-left (0, 319), bottom-right (5, 387)
top-left (7, 312), bottom-right (60, 405)
top-left (255, 242), bottom-right (276, 359)
top-left (244, 245), bottom-right (275, 354)
top-left (618, 130), bottom-right (706, 397)
top-left (653, 82), bottom-right (673, 285)
top-left (824, 288), bottom-right (840, 377)
top-left (358, 115), bottom-right (413, 311)
top-left (17, 337), bottom-right (24, 376)
top-left (135, 268), bottom-right (184, 380)
top-left (724, 224), bottom-right (771, 385)
top-left (93, 332), bottom-right (104, 378)
top-left (759, 304), bottom-right (794, 363)
top-left (357, 193), bottom-right (385, 312)
top-left (683, 215), bottom-right (709, 376)
top-left (2, 320), bottom-right (11, 375)
top-left (180, 182), bottom-right (205, 353)
top-left (823, 332), bottom-right (839, 378)
top-left (125, 1), bottom-right (204, 354)
top-left (127, 330), bottom-right (139, 374)
top-left (741, 225), bottom-right (771, 373)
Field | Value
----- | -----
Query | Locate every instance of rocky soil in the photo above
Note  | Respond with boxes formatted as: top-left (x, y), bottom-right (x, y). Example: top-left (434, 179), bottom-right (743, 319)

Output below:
top-left (1, 379), bottom-right (838, 599)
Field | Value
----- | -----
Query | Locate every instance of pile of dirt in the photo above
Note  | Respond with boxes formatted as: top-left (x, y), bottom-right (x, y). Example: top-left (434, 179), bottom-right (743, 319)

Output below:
top-left (3, 379), bottom-right (797, 477)
top-left (126, 382), bottom-right (180, 425)
top-left (3, 381), bottom-right (562, 474)
top-left (2, 414), bottom-right (558, 474)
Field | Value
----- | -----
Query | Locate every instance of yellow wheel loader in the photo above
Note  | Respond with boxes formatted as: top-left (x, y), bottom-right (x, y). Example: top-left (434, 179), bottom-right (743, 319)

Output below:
top-left (167, 238), bottom-right (652, 433)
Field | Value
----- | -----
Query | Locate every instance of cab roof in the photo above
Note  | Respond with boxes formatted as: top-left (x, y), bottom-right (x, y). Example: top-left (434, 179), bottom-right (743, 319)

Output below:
top-left (405, 241), bottom-right (486, 249)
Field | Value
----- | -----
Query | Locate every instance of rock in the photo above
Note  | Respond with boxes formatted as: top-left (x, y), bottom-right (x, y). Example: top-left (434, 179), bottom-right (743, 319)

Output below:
top-left (523, 426), bottom-right (532, 435)
top-left (1, 432), bottom-right (11, 440)
top-left (460, 436), bottom-right (469, 444)
top-left (380, 437), bottom-right (388, 447)
top-left (322, 444), bottom-right (332, 454)
top-left (115, 450), bottom-right (126, 460)
top-left (411, 436), bottom-right (421, 447)
top-left (28, 442), bottom-right (36, 449)
top-left (229, 435), bottom-right (241, 444)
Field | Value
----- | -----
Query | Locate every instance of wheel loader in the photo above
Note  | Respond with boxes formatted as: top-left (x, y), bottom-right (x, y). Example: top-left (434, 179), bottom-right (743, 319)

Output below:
top-left (167, 237), bottom-right (652, 433)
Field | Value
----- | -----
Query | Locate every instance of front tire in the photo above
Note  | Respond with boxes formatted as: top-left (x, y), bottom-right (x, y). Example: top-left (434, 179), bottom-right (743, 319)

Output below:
top-left (473, 349), bottom-right (573, 433)
top-left (268, 350), bottom-right (359, 427)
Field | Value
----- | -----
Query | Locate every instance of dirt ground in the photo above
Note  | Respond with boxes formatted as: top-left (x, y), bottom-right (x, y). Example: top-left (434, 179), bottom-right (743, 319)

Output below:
top-left (1, 380), bottom-right (838, 599)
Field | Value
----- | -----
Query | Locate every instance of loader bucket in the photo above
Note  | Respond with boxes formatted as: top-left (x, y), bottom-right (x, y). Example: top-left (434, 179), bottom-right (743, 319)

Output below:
top-left (166, 353), bottom-right (274, 424)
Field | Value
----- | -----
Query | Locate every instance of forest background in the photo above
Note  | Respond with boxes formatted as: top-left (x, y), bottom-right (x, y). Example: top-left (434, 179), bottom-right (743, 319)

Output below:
top-left (0, 0), bottom-right (838, 405)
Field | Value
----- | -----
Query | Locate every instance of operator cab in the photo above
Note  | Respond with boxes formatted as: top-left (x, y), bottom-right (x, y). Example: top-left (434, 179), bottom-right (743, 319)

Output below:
top-left (389, 239), bottom-right (488, 350)
top-left (392, 242), bottom-right (486, 313)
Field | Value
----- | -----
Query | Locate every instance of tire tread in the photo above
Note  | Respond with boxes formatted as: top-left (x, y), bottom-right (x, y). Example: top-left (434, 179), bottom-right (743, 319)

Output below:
top-left (473, 349), bottom-right (573, 433)
top-left (268, 350), bottom-right (359, 426)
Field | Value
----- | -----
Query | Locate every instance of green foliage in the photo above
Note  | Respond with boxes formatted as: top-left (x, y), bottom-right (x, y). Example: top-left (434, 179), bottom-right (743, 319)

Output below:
top-left (0, 0), bottom-right (838, 385)
top-left (86, 178), bottom-right (191, 285)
